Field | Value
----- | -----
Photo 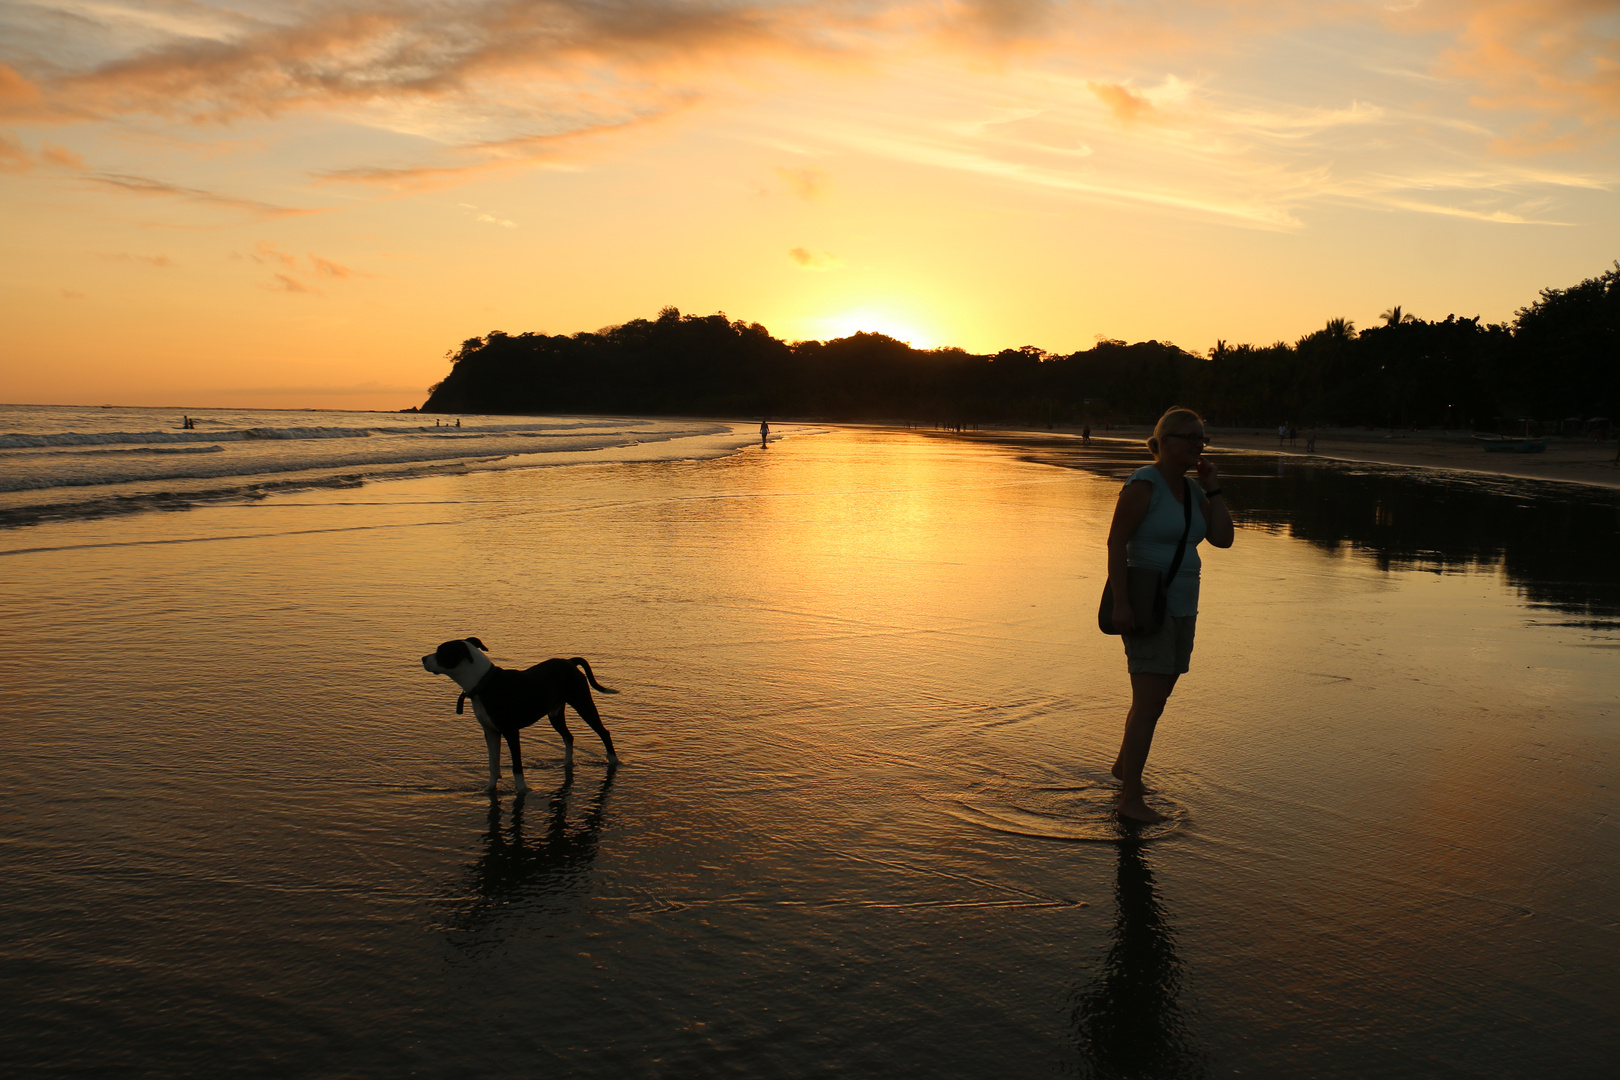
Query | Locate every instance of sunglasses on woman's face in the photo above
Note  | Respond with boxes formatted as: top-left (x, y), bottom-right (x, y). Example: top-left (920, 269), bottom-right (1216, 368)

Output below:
top-left (1165, 432), bottom-right (1209, 444)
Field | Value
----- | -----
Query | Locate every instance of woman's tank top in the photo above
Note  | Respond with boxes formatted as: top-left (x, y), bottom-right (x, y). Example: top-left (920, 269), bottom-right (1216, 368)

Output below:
top-left (1124, 465), bottom-right (1207, 617)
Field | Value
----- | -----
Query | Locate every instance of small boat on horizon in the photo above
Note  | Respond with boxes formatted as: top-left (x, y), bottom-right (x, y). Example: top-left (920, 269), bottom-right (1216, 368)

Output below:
top-left (1473, 434), bottom-right (1549, 453)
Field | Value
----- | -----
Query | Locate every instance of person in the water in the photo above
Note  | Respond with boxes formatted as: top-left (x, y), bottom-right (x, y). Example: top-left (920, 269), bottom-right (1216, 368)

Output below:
top-left (1105, 408), bottom-right (1234, 822)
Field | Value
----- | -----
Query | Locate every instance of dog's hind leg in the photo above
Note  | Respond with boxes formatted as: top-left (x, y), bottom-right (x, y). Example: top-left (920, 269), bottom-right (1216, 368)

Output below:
top-left (481, 725), bottom-right (502, 793)
top-left (502, 729), bottom-right (530, 794)
top-left (570, 694), bottom-right (620, 766)
top-left (547, 707), bottom-right (576, 768)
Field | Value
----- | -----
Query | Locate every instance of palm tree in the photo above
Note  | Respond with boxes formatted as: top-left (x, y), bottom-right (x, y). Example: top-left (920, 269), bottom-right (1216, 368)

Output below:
top-left (1324, 317), bottom-right (1355, 339)
top-left (1379, 306), bottom-right (1416, 327)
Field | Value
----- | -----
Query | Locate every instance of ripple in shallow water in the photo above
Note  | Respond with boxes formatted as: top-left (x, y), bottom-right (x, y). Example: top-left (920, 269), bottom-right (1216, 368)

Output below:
top-left (935, 780), bottom-right (1186, 842)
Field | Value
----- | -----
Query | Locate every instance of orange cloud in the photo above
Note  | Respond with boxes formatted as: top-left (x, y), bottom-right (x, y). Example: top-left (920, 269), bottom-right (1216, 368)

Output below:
top-left (93, 252), bottom-right (173, 267)
top-left (84, 172), bottom-right (314, 218)
top-left (1088, 82), bottom-right (1158, 125)
top-left (266, 272), bottom-right (315, 294)
top-left (789, 246), bottom-right (841, 270)
top-left (309, 255), bottom-right (352, 278)
top-left (0, 64), bottom-right (43, 118)
top-left (778, 165), bottom-right (830, 200)
top-left (47, 2), bottom-right (801, 127)
top-left (1417, 0), bottom-right (1620, 151)
top-left (248, 241), bottom-right (297, 268)
top-left (41, 143), bottom-right (84, 169)
top-left (0, 130), bottom-right (28, 172)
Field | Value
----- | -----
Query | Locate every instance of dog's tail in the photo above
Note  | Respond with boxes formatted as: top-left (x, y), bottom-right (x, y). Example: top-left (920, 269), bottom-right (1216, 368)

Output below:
top-left (570, 658), bottom-right (619, 694)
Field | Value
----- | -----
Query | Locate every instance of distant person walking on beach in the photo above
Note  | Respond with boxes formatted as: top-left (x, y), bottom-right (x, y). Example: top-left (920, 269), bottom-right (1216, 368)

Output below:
top-left (1105, 407), bottom-right (1234, 822)
top-left (1083, 423), bottom-right (1092, 445)
top-left (760, 419), bottom-right (770, 448)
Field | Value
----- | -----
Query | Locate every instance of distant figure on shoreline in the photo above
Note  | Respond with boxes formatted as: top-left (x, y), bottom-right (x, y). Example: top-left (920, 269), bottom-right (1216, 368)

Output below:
top-left (1083, 424), bottom-right (1092, 445)
top-left (1104, 407), bottom-right (1234, 823)
top-left (1306, 431), bottom-right (1317, 453)
top-left (760, 419), bottom-right (769, 448)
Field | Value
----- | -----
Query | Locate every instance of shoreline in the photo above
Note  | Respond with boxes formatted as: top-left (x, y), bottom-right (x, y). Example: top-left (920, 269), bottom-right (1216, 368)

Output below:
top-left (976, 424), bottom-right (1620, 491)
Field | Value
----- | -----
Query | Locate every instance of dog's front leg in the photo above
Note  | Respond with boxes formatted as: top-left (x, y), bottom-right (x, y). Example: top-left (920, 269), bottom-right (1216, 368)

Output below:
top-left (481, 724), bottom-right (502, 793)
top-left (503, 730), bottom-right (530, 794)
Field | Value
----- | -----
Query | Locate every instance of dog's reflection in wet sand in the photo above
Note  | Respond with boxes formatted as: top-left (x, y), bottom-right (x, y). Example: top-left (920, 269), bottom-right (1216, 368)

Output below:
top-left (440, 769), bottom-right (615, 943)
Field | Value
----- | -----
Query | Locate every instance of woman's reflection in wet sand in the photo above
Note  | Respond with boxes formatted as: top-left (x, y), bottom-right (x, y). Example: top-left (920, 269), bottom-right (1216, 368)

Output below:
top-left (442, 766), bottom-right (615, 944)
top-left (1072, 839), bottom-right (1205, 1079)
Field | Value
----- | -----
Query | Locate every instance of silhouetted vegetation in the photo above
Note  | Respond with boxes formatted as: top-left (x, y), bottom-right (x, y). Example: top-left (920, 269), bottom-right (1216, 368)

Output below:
top-left (423, 265), bottom-right (1620, 429)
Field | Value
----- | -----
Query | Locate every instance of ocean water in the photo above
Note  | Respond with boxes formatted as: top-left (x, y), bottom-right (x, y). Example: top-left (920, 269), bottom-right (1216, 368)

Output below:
top-left (2, 424), bottom-right (1617, 1078)
top-left (0, 404), bottom-right (759, 525)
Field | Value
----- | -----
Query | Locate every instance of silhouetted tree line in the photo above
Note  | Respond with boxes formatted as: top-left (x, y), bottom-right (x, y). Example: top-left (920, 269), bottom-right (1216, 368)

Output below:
top-left (422, 263), bottom-right (1619, 428)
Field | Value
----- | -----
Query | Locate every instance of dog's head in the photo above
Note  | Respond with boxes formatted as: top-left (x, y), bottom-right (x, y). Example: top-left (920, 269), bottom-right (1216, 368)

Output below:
top-left (421, 637), bottom-right (492, 690)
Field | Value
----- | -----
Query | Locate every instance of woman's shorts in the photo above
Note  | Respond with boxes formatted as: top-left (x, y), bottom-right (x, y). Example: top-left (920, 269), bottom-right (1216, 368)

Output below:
top-left (1123, 614), bottom-right (1197, 675)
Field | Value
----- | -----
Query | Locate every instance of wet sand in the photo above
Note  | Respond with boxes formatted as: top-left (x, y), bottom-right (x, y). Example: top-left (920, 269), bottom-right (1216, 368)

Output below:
top-left (1058, 425), bottom-right (1620, 489)
top-left (3, 427), bottom-right (1617, 1078)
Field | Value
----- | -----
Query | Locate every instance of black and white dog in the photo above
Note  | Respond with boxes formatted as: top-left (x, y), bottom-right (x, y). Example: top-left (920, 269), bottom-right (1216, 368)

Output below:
top-left (422, 637), bottom-right (620, 792)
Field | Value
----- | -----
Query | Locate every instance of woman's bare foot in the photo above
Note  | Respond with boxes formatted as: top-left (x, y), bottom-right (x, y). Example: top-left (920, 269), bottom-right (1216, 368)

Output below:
top-left (1117, 796), bottom-right (1167, 824)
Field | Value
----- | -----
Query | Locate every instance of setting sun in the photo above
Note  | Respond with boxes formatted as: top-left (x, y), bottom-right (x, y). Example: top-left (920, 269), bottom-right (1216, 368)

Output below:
top-left (811, 307), bottom-right (942, 349)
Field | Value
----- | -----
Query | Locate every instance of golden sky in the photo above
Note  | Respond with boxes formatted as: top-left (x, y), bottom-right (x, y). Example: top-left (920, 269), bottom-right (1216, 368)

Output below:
top-left (1, 0), bottom-right (1616, 409)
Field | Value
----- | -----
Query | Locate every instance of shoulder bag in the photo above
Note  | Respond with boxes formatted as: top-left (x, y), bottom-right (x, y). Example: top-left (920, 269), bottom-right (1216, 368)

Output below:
top-left (1098, 482), bottom-right (1193, 636)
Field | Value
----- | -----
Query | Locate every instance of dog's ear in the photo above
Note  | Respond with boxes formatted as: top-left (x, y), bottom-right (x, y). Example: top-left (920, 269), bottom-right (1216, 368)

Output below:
top-left (466, 637), bottom-right (489, 652)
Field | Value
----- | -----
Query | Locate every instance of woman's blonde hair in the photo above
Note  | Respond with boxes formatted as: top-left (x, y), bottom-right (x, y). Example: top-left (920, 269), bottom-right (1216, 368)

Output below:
top-left (1147, 407), bottom-right (1204, 456)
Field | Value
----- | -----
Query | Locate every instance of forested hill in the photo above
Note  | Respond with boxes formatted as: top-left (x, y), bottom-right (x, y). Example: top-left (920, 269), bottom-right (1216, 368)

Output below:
top-left (420, 263), bottom-right (1619, 428)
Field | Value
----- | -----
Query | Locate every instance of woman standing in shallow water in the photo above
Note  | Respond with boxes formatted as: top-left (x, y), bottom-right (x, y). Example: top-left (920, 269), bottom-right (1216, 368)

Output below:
top-left (1106, 408), bottom-right (1234, 822)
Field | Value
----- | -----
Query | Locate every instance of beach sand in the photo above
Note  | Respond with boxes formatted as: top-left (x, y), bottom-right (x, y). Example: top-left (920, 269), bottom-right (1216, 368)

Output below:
top-left (4, 427), bottom-right (1617, 1078)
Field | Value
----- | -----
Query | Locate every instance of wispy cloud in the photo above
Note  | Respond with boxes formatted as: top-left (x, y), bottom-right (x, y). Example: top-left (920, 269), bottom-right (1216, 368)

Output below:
top-left (93, 251), bottom-right (173, 267)
top-left (237, 244), bottom-right (364, 289)
top-left (266, 272), bottom-right (315, 294)
top-left (778, 165), bottom-right (830, 200)
top-left (238, 240), bottom-right (296, 268)
top-left (309, 254), bottom-right (353, 278)
top-left (1424, 0), bottom-right (1620, 149)
top-left (0, 63), bottom-right (44, 119)
top-left (35, 0), bottom-right (809, 129)
top-left (1088, 82), bottom-right (1160, 125)
top-left (0, 0), bottom-right (1614, 236)
top-left (788, 246), bottom-right (840, 270)
top-left (41, 142), bottom-right (85, 168)
top-left (82, 171), bottom-right (315, 217)
top-left (0, 129), bottom-right (28, 171)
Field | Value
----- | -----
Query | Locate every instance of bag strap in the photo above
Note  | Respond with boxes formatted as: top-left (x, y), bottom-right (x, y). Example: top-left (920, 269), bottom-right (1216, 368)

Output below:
top-left (1163, 481), bottom-right (1194, 585)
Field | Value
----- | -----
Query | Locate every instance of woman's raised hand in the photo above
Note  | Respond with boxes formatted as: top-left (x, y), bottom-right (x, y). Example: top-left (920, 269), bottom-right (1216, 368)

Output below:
top-left (1196, 454), bottom-right (1219, 490)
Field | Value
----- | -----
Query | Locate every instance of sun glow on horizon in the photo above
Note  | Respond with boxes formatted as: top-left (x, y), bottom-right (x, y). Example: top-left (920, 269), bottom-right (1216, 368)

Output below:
top-left (807, 307), bottom-right (942, 349)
